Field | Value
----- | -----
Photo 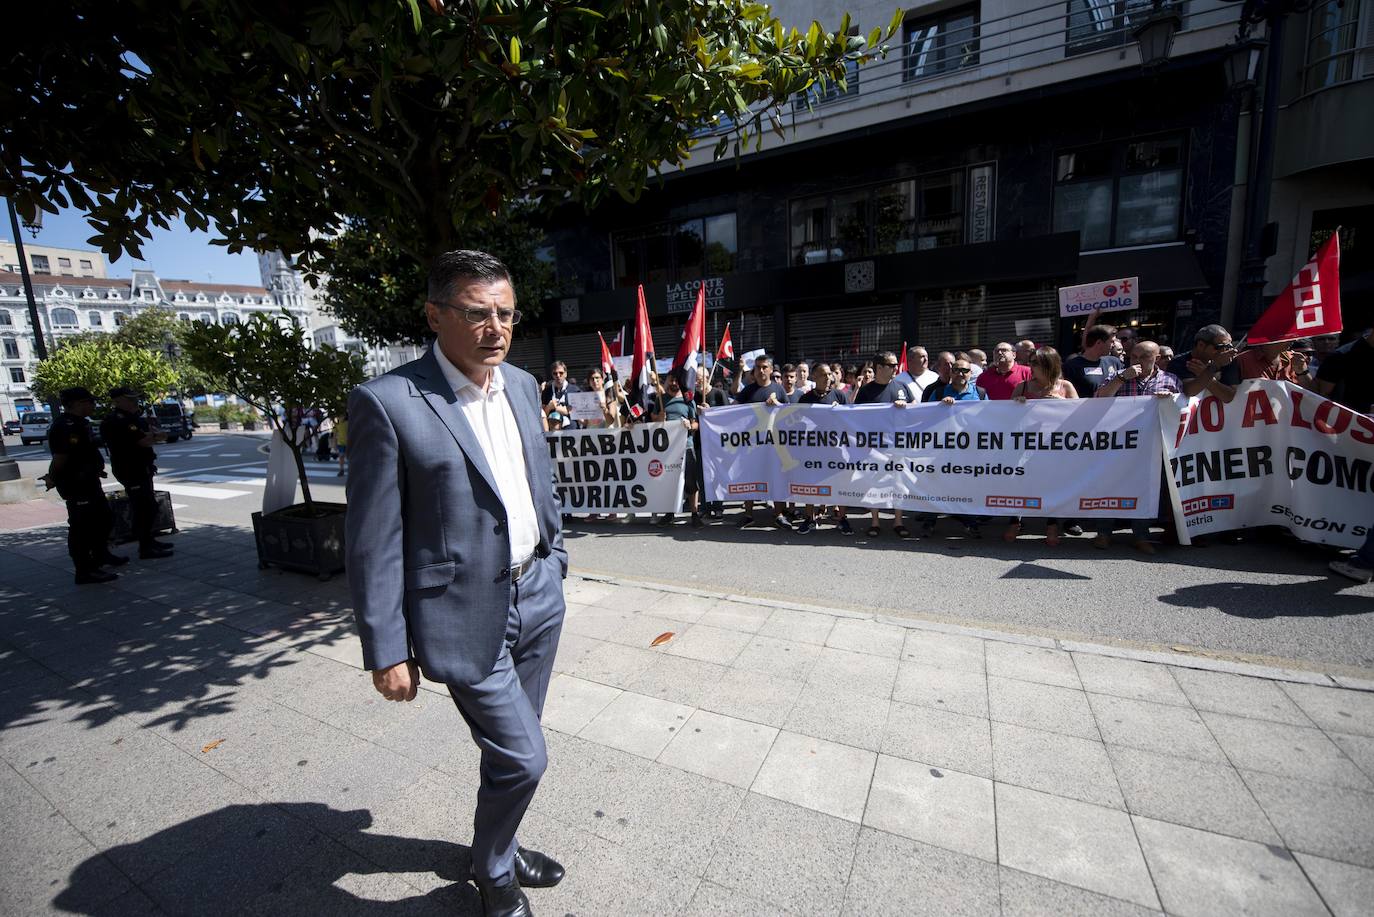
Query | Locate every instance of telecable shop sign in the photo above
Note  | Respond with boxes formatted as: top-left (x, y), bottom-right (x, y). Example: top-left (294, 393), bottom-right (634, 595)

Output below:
top-left (1058, 277), bottom-right (1139, 317)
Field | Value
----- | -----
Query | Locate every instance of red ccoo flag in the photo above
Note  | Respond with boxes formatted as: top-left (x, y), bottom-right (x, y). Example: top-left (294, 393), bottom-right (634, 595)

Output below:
top-left (1247, 232), bottom-right (1343, 345)
top-left (598, 331), bottom-right (615, 377)
top-left (631, 285), bottom-right (655, 408)
top-left (715, 322), bottom-right (734, 362)
top-left (897, 341), bottom-right (908, 375)
top-left (671, 284), bottom-right (708, 387)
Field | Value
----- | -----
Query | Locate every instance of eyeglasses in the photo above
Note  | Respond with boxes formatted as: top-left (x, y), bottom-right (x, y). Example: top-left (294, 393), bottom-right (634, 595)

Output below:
top-left (880, 362), bottom-right (899, 368)
top-left (952, 367), bottom-right (972, 374)
top-left (435, 303), bottom-right (522, 325)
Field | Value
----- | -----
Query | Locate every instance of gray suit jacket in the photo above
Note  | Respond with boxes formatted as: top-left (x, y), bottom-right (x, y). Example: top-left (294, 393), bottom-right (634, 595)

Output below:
top-left (345, 349), bottom-right (567, 686)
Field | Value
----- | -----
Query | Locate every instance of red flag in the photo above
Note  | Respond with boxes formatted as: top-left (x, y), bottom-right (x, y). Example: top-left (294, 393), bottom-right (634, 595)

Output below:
top-left (597, 331), bottom-right (614, 377)
top-left (715, 323), bottom-right (734, 362)
top-left (1248, 232), bottom-right (1342, 345)
top-left (672, 285), bottom-right (707, 382)
top-left (631, 285), bottom-right (654, 407)
top-left (607, 325), bottom-right (625, 357)
top-left (898, 341), bottom-right (908, 375)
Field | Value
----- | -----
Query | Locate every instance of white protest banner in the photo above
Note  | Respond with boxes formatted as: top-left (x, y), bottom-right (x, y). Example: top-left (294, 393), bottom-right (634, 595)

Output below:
top-left (1059, 277), bottom-right (1139, 318)
top-left (546, 421), bottom-right (688, 514)
top-left (701, 399), bottom-right (1162, 518)
top-left (1160, 380), bottom-right (1374, 548)
top-left (567, 391), bottom-right (606, 424)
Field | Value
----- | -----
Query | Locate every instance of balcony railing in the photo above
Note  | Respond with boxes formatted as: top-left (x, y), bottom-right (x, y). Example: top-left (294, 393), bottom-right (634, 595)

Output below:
top-left (693, 1), bottom-right (1241, 139)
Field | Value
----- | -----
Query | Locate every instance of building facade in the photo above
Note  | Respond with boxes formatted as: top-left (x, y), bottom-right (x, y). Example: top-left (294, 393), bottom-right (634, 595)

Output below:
top-left (0, 257), bottom-right (312, 421)
top-left (0, 240), bottom-right (108, 280)
top-left (530, 0), bottom-right (1370, 377)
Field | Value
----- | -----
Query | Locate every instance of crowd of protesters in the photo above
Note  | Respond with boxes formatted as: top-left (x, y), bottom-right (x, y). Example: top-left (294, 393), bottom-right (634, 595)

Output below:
top-left (535, 321), bottom-right (1374, 581)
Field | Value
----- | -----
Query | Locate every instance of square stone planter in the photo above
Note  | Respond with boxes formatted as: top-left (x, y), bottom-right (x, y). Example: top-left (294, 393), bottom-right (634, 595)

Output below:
top-left (251, 501), bottom-right (347, 581)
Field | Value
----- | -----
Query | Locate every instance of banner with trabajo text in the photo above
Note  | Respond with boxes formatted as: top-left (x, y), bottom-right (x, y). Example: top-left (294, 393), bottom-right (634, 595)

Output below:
top-left (700, 399), bottom-right (1163, 518)
top-left (546, 422), bottom-right (688, 514)
top-left (1160, 381), bottom-right (1374, 548)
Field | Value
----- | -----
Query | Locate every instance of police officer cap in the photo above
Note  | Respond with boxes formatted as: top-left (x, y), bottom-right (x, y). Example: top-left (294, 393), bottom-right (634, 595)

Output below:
top-left (108, 386), bottom-right (141, 400)
top-left (59, 386), bottom-right (96, 405)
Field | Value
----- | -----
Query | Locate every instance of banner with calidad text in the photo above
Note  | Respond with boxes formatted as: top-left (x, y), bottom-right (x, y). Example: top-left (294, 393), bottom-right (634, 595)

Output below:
top-left (1160, 380), bottom-right (1374, 548)
top-left (546, 421), bottom-right (688, 514)
top-left (700, 399), bottom-right (1164, 518)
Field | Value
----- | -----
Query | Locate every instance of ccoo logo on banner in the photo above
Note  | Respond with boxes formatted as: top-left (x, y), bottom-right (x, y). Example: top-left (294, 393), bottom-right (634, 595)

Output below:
top-left (1160, 380), bottom-right (1374, 548)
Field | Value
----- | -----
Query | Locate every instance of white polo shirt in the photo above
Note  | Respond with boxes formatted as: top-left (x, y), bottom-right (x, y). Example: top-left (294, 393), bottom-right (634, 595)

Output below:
top-left (432, 344), bottom-right (540, 562)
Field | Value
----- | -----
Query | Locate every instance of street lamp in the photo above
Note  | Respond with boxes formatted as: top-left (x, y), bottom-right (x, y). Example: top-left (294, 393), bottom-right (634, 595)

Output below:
top-left (5, 198), bottom-right (49, 362)
top-left (1223, 37), bottom-right (1267, 91)
top-left (1133, 1), bottom-right (1183, 70)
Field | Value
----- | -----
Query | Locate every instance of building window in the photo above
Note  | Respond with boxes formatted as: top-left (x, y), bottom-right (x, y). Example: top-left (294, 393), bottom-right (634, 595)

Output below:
top-left (31, 254), bottom-right (50, 274)
top-left (904, 5), bottom-right (979, 81)
top-left (178, 312), bottom-right (191, 322)
top-left (88, 311), bottom-right (103, 327)
top-left (8, 367), bottom-right (24, 384)
top-left (113, 311), bottom-right (126, 327)
top-left (199, 312), bottom-right (214, 323)
top-left (51, 307), bottom-right (78, 327)
top-left (3, 338), bottom-right (19, 359)
top-left (1066, 0), bottom-right (1154, 56)
top-left (58, 257), bottom-right (72, 269)
top-left (0, 310), bottom-right (10, 327)
top-left (140, 289), bottom-right (155, 302)
top-left (1303, 0), bottom-right (1362, 94)
top-left (612, 213), bottom-right (737, 288)
top-left (789, 169), bottom-right (969, 265)
top-left (79, 259), bottom-right (93, 270)
top-left (1053, 136), bottom-right (1184, 250)
top-left (222, 312), bottom-right (240, 325)
top-left (108, 290), bottom-right (121, 299)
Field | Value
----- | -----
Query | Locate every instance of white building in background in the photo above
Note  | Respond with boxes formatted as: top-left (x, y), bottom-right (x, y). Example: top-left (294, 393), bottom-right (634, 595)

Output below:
top-left (311, 322), bottom-right (425, 380)
top-left (0, 250), bottom-right (314, 421)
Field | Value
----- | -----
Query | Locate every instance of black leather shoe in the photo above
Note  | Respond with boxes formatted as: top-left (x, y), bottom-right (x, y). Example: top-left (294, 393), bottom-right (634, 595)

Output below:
top-left (474, 879), bottom-right (533, 917)
top-left (514, 847), bottom-right (564, 889)
top-left (150, 539), bottom-right (175, 551)
top-left (139, 546), bottom-right (174, 559)
top-left (98, 552), bottom-right (129, 567)
top-left (75, 568), bottom-right (118, 585)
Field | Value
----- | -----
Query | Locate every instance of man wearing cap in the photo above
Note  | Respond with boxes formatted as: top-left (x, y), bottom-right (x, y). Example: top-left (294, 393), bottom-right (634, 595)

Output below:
top-left (101, 388), bottom-right (174, 559)
top-left (41, 387), bottom-right (124, 583)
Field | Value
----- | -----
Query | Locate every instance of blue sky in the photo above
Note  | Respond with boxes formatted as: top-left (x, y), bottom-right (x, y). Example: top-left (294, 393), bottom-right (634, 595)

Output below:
top-left (7, 203), bottom-right (263, 285)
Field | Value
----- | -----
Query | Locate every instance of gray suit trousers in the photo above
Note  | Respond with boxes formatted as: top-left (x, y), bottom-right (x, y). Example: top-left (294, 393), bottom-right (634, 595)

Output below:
top-left (447, 552), bottom-right (564, 886)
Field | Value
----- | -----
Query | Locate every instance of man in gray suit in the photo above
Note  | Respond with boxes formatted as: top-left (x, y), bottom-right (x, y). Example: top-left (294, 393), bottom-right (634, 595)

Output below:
top-left (346, 250), bottom-right (568, 917)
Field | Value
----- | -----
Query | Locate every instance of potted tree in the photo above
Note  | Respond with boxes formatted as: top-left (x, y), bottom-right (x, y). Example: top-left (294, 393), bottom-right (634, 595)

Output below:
top-left (183, 310), bottom-right (365, 579)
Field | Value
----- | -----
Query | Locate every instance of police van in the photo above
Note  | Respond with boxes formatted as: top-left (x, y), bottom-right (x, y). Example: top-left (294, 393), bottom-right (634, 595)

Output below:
top-left (19, 411), bottom-right (52, 446)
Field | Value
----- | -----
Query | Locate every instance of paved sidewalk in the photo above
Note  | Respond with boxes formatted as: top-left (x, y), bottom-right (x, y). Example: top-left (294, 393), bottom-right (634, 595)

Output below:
top-left (2, 521), bottom-right (1372, 916)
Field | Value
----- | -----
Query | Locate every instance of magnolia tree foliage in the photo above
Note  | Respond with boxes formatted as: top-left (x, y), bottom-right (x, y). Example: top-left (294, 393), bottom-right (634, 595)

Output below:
top-left (321, 207), bottom-right (554, 345)
top-left (2, 0), bottom-right (895, 270)
top-left (31, 338), bottom-right (178, 409)
top-left (181, 311), bottom-right (366, 507)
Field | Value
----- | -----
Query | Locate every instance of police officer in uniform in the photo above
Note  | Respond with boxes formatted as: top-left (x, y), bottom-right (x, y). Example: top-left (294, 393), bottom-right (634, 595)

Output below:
top-left (41, 387), bottom-right (125, 584)
top-left (101, 387), bottom-right (174, 559)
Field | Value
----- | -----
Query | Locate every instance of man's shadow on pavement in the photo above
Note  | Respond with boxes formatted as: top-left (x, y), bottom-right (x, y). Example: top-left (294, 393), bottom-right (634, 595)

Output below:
top-left (1160, 578), bottom-right (1372, 621)
top-left (55, 803), bottom-right (482, 916)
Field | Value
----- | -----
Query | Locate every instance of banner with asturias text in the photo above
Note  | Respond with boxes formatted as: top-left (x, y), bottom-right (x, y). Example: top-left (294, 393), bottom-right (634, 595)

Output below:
top-left (1160, 381), bottom-right (1374, 548)
top-left (546, 421), bottom-right (688, 514)
top-left (700, 399), bottom-right (1163, 518)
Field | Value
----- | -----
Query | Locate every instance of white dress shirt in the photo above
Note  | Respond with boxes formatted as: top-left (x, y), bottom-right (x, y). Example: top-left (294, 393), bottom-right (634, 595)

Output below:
top-left (432, 344), bottom-right (540, 562)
